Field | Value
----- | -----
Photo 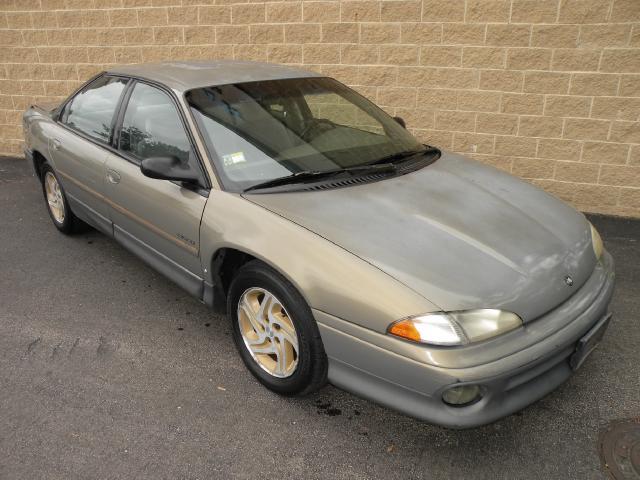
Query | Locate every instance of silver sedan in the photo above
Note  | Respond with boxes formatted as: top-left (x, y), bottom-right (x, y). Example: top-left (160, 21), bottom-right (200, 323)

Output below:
top-left (23, 61), bottom-right (615, 428)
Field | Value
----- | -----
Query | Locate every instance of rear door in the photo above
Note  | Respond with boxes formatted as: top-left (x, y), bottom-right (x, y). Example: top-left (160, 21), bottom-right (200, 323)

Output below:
top-left (104, 80), bottom-right (209, 296)
top-left (50, 75), bottom-right (128, 233)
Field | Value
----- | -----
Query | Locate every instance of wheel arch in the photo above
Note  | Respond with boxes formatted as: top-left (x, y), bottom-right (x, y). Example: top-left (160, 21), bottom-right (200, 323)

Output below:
top-left (32, 149), bottom-right (49, 180)
top-left (208, 246), bottom-right (312, 314)
top-left (210, 247), bottom-right (257, 301)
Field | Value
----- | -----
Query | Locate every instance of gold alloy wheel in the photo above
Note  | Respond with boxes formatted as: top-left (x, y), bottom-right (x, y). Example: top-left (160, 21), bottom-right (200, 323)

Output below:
top-left (44, 171), bottom-right (65, 223)
top-left (237, 287), bottom-right (299, 378)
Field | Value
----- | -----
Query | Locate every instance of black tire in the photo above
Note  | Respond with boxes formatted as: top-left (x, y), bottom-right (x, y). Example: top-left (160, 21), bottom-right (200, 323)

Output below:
top-left (227, 260), bottom-right (328, 396)
top-left (40, 163), bottom-right (84, 234)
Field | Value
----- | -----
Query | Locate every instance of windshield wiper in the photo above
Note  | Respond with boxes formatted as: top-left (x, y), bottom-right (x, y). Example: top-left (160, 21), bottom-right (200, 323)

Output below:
top-left (369, 146), bottom-right (439, 166)
top-left (243, 163), bottom-right (396, 193)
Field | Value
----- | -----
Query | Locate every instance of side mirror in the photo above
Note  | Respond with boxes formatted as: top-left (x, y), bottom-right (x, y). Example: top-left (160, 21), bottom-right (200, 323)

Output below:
top-left (393, 116), bottom-right (406, 128)
top-left (140, 156), bottom-right (199, 184)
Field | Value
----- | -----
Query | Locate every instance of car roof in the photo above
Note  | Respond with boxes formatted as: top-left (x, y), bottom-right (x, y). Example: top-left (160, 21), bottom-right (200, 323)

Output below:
top-left (107, 60), bottom-right (323, 92)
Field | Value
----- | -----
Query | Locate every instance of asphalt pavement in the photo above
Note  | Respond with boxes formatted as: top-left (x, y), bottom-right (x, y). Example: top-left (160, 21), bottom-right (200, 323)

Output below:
top-left (1, 156), bottom-right (638, 479)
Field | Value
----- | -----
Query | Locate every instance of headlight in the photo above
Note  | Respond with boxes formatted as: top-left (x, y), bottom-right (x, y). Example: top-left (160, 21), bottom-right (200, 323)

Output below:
top-left (388, 309), bottom-right (522, 346)
top-left (589, 222), bottom-right (603, 260)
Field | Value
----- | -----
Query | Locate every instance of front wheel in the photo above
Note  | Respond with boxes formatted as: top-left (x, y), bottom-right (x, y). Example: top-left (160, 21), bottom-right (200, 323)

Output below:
top-left (40, 163), bottom-right (83, 234)
top-left (228, 261), bottom-right (328, 396)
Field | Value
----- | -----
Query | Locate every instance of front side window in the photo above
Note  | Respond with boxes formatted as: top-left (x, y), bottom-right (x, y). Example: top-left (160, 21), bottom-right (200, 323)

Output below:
top-left (119, 82), bottom-right (191, 164)
top-left (186, 77), bottom-right (426, 192)
top-left (63, 76), bottom-right (126, 143)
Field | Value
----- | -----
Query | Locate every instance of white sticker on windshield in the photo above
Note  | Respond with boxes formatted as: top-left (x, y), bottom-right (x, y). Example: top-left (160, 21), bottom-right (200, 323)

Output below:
top-left (222, 152), bottom-right (246, 166)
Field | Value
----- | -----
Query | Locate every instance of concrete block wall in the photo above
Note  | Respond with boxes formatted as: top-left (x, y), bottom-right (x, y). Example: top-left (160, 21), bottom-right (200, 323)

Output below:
top-left (1, 0), bottom-right (639, 216)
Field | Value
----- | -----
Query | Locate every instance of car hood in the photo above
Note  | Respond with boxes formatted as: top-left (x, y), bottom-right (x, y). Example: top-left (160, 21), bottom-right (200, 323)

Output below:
top-left (243, 152), bottom-right (596, 322)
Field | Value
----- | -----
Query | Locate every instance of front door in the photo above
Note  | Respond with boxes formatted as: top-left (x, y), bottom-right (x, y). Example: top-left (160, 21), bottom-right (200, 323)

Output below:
top-left (104, 81), bottom-right (209, 296)
top-left (50, 76), bottom-right (128, 233)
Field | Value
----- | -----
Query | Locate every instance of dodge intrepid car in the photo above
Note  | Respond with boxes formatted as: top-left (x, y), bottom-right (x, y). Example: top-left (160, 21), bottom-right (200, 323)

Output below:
top-left (23, 61), bottom-right (615, 428)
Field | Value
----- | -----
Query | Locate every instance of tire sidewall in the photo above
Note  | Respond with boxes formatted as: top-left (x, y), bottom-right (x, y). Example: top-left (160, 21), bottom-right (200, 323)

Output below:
top-left (227, 262), bottom-right (325, 395)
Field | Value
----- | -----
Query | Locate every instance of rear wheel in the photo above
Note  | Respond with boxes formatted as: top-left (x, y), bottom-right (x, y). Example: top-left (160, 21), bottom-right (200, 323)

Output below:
top-left (228, 261), bottom-right (328, 395)
top-left (40, 163), bottom-right (83, 234)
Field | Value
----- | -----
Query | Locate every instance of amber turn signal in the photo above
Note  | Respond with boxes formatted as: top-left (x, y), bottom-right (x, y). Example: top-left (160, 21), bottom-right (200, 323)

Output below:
top-left (388, 320), bottom-right (422, 342)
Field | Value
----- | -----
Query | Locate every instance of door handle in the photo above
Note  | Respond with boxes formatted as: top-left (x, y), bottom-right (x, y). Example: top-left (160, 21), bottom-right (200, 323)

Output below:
top-left (51, 138), bottom-right (61, 151)
top-left (106, 169), bottom-right (121, 184)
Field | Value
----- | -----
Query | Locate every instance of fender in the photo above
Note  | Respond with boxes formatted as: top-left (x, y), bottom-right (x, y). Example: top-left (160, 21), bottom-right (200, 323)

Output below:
top-left (199, 190), bottom-right (438, 333)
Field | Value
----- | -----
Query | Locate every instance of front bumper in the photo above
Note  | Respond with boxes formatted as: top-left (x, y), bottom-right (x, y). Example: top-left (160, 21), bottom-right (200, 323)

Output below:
top-left (315, 251), bottom-right (615, 428)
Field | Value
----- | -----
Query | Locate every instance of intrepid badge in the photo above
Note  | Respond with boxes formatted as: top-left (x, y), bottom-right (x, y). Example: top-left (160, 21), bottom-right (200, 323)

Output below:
top-left (564, 275), bottom-right (574, 286)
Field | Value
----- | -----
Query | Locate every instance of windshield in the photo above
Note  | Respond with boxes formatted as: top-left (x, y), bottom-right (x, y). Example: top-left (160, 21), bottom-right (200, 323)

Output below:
top-left (186, 77), bottom-right (426, 192)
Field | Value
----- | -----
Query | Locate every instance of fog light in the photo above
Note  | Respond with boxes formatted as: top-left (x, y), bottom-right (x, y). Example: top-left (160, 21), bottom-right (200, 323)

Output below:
top-left (442, 385), bottom-right (482, 407)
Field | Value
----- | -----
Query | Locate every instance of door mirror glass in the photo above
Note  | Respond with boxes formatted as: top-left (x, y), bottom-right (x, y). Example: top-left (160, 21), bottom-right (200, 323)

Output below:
top-left (140, 156), bottom-right (199, 183)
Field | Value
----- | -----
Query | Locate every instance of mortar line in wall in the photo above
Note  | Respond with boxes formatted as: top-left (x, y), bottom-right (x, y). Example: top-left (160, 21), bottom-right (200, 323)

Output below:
top-left (551, 156), bottom-right (559, 181)
top-left (553, 1), bottom-right (561, 23)
top-left (596, 163), bottom-right (603, 184)
top-left (606, 0), bottom-right (614, 22)
top-left (596, 50), bottom-right (604, 72)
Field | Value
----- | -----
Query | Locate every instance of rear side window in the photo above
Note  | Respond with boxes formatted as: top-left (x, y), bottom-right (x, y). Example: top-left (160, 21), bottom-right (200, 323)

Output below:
top-left (63, 76), bottom-right (126, 143)
top-left (118, 82), bottom-right (190, 164)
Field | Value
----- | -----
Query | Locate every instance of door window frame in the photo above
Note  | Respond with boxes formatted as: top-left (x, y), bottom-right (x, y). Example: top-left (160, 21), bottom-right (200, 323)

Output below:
top-left (110, 77), bottom-right (211, 192)
top-left (57, 74), bottom-right (131, 147)
top-left (54, 72), bottom-right (211, 194)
